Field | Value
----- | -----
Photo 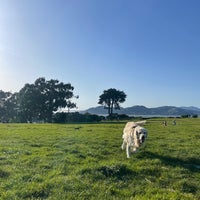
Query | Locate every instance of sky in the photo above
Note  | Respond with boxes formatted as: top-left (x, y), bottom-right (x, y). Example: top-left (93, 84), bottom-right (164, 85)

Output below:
top-left (0, 0), bottom-right (200, 110)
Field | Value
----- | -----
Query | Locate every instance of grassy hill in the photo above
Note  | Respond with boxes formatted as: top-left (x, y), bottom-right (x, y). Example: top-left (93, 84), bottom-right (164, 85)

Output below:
top-left (0, 119), bottom-right (200, 199)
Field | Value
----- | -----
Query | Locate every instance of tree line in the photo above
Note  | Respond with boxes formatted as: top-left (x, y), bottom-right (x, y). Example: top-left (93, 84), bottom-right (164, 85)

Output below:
top-left (0, 77), bottom-right (127, 123)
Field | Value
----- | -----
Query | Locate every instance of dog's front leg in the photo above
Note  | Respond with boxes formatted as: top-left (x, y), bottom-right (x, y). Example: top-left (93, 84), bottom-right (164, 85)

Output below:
top-left (126, 144), bottom-right (131, 158)
top-left (132, 147), bottom-right (138, 153)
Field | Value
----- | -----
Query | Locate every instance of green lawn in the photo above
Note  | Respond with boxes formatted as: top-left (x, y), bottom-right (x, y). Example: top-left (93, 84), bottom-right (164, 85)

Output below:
top-left (0, 118), bottom-right (200, 199)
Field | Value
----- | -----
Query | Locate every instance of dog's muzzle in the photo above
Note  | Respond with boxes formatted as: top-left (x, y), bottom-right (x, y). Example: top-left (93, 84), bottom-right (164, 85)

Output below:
top-left (139, 135), bottom-right (146, 144)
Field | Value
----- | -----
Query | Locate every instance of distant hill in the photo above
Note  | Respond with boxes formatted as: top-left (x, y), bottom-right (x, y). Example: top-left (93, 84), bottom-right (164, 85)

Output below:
top-left (81, 106), bottom-right (106, 115)
top-left (81, 105), bottom-right (200, 116)
top-left (180, 106), bottom-right (200, 113)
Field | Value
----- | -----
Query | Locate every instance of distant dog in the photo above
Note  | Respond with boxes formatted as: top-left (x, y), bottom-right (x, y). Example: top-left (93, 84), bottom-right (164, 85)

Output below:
top-left (121, 121), bottom-right (148, 158)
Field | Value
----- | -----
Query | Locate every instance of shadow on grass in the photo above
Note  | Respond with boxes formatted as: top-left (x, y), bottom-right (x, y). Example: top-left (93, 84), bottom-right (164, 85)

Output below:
top-left (80, 164), bottom-right (137, 181)
top-left (0, 169), bottom-right (10, 178)
top-left (140, 151), bottom-right (200, 172)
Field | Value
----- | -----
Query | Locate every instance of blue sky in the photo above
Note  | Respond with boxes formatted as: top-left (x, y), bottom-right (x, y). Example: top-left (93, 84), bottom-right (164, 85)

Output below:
top-left (0, 0), bottom-right (200, 110)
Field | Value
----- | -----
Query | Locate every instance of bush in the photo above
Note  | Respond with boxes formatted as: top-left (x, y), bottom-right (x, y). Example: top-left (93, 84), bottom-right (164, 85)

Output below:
top-left (53, 112), bottom-right (105, 123)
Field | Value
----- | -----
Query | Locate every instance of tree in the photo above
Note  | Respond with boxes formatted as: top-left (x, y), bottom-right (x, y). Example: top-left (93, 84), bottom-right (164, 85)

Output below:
top-left (18, 83), bottom-right (41, 122)
top-left (98, 88), bottom-right (127, 116)
top-left (18, 77), bottom-right (77, 123)
top-left (0, 90), bottom-right (12, 122)
top-left (0, 90), bottom-right (21, 122)
top-left (4, 92), bottom-right (19, 122)
top-left (65, 96), bottom-right (78, 113)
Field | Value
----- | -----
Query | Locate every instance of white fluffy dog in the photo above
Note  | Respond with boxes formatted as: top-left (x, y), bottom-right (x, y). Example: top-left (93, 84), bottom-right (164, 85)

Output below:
top-left (121, 121), bottom-right (148, 158)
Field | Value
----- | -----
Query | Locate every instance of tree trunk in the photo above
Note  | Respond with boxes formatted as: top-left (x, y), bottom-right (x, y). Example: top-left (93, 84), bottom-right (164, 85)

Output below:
top-left (47, 111), bottom-right (53, 123)
top-left (108, 106), bottom-right (111, 116)
top-left (110, 102), bottom-right (114, 116)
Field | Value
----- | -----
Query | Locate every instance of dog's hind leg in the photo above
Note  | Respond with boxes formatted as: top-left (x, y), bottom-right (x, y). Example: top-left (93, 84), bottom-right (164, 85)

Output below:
top-left (121, 140), bottom-right (126, 150)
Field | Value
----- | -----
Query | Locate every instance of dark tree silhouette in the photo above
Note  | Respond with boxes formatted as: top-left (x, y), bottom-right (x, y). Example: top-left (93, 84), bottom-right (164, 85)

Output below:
top-left (18, 77), bottom-right (77, 122)
top-left (98, 88), bottom-right (127, 116)
top-left (0, 90), bottom-right (13, 122)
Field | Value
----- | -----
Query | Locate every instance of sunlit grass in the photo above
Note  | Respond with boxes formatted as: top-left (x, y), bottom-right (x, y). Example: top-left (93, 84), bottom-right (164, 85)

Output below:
top-left (0, 118), bottom-right (200, 199)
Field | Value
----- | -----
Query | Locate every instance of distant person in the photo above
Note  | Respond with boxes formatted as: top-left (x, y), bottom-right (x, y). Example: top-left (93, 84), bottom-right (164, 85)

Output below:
top-left (172, 120), bottom-right (176, 125)
top-left (163, 121), bottom-right (167, 126)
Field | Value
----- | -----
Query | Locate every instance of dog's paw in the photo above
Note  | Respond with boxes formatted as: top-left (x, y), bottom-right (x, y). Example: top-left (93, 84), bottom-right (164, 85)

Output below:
top-left (132, 147), bottom-right (138, 153)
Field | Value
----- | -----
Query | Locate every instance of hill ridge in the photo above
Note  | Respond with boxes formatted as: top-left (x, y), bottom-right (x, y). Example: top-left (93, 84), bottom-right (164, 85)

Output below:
top-left (81, 105), bottom-right (200, 116)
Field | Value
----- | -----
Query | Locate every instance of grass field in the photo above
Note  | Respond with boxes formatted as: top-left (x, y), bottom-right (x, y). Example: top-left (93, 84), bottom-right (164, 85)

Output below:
top-left (0, 118), bottom-right (200, 200)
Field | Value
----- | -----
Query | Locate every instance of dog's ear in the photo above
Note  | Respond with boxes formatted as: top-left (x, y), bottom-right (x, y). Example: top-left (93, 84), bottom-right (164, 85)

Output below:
top-left (130, 129), bottom-right (134, 137)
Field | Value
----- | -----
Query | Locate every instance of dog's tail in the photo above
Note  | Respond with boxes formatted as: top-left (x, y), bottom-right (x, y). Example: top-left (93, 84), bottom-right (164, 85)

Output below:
top-left (135, 120), bottom-right (146, 126)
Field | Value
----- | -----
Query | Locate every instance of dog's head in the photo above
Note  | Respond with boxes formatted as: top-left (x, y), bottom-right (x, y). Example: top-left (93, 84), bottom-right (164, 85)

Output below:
top-left (133, 126), bottom-right (148, 147)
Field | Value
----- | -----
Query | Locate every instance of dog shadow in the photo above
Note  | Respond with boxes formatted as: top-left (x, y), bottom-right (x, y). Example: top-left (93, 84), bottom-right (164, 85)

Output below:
top-left (138, 151), bottom-right (200, 172)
